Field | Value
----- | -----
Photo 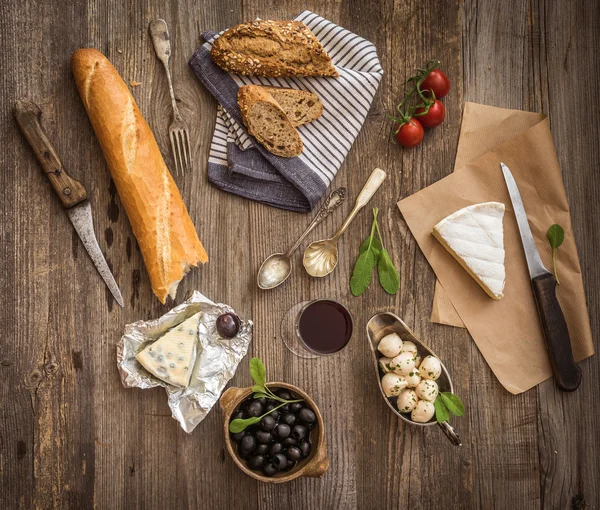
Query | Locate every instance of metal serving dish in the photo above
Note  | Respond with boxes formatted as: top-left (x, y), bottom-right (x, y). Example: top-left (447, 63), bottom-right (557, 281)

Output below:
top-left (366, 312), bottom-right (461, 446)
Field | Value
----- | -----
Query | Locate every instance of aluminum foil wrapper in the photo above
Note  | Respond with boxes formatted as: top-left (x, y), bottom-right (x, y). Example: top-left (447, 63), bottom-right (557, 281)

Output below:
top-left (117, 291), bottom-right (253, 433)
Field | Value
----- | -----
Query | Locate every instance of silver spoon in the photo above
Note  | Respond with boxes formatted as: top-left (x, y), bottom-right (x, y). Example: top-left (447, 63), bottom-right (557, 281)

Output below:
top-left (257, 188), bottom-right (347, 289)
top-left (303, 168), bottom-right (386, 278)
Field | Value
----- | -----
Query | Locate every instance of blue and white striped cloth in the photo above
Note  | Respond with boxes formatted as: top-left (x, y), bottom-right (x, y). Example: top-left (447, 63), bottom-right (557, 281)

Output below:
top-left (189, 11), bottom-right (383, 212)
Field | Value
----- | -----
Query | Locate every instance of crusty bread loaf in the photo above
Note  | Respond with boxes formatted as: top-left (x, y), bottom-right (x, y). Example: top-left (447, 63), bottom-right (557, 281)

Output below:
top-left (260, 86), bottom-right (323, 127)
top-left (238, 85), bottom-right (303, 157)
top-left (211, 20), bottom-right (338, 78)
top-left (71, 49), bottom-right (208, 304)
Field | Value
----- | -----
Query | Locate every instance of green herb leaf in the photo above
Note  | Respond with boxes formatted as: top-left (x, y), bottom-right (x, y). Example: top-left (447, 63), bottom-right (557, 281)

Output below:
top-left (359, 235), bottom-right (381, 253)
top-left (377, 248), bottom-right (400, 294)
top-left (249, 357), bottom-right (266, 387)
top-left (440, 392), bottom-right (465, 416)
top-left (350, 248), bottom-right (380, 296)
top-left (229, 416), bottom-right (261, 434)
top-left (434, 397), bottom-right (450, 423)
top-left (253, 392), bottom-right (269, 399)
top-left (547, 224), bottom-right (565, 285)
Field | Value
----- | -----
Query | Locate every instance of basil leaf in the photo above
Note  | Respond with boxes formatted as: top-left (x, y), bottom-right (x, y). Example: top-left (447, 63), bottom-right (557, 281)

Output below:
top-left (377, 248), bottom-right (400, 295)
top-left (547, 224), bottom-right (565, 285)
top-left (350, 246), bottom-right (380, 296)
top-left (229, 416), bottom-right (260, 433)
top-left (440, 392), bottom-right (465, 416)
top-left (434, 397), bottom-right (450, 423)
top-left (547, 224), bottom-right (564, 249)
top-left (249, 357), bottom-right (266, 387)
top-left (253, 392), bottom-right (269, 399)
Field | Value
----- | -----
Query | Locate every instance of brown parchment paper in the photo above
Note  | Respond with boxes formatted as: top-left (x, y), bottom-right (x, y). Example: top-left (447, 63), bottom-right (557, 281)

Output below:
top-left (397, 115), bottom-right (594, 393)
top-left (433, 103), bottom-right (546, 327)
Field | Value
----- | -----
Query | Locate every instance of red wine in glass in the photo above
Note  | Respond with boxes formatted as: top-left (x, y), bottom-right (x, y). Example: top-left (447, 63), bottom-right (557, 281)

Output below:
top-left (296, 300), bottom-right (353, 355)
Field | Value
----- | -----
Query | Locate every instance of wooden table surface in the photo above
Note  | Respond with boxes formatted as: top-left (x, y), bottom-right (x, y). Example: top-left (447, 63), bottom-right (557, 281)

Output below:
top-left (1, 0), bottom-right (598, 508)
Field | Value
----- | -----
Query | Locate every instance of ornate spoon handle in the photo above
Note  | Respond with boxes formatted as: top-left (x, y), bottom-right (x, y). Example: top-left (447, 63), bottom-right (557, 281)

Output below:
top-left (285, 187), bottom-right (347, 257)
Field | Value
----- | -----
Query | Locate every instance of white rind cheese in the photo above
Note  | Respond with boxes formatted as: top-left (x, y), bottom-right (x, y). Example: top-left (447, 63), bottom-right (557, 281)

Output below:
top-left (136, 312), bottom-right (201, 388)
top-left (432, 202), bottom-right (506, 300)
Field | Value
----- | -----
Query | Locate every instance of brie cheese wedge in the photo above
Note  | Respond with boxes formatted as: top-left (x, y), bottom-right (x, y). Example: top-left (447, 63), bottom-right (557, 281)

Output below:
top-left (432, 202), bottom-right (506, 300)
top-left (136, 312), bottom-right (201, 388)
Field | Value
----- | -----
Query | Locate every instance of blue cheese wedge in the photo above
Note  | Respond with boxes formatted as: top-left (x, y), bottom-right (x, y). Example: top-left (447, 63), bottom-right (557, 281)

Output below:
top-left (432, 202), bottom-right (506, 300)
top-left (136, 312), bottom-right (201, 388)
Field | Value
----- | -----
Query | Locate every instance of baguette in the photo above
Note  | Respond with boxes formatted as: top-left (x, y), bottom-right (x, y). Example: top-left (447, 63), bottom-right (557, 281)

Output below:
top-left (71, 49), bottom-right (208, 304)
top-left (211, 20), bottom-right (338, 78)
top-left (260, 86), bottom-right (323, 127)
top-left (238, 85), bottom-right (303, 157)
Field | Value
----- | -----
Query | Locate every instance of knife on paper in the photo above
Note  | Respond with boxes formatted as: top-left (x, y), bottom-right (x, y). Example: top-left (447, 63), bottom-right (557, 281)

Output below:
top-left (501, 162), bottom-right (581, 391)
top-left (14, 99), bottom-right (124, 308)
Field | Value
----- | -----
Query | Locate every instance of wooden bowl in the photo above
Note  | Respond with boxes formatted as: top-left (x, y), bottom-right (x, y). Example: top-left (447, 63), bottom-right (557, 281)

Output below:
top-left (220, 382), bottom-right (329, 483)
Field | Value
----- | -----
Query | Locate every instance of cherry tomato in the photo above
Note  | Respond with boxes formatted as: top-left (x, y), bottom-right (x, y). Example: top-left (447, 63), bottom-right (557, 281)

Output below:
top-left (395, 118), bottom-right (424, 148)
top-left (421, 69), bottom-right (450, 98)
top-left (415, 100), bottom-right (446, 128)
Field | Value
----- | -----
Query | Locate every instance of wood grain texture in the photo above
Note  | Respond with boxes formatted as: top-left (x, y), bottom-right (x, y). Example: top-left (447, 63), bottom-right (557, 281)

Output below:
top-left (0, 0), bottom-right (598, 509)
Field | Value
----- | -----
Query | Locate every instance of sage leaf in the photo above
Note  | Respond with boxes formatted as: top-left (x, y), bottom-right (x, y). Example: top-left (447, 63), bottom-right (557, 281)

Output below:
top-left (440, 392), bottom-right (465, 416)
top-left (359, 235), bottom-right (381, 253)
top-left (229, 416), bottom-right (261, 434)
top-left (434, 397), bottom-right (450, 423)
top-left (249, 357), bottom-right (266, 387)
top-left (547, 224), bottom-right (565, 285)
top-left (350, 247), bottom-right (379, 296)
top-left (377, 248), bottom-right (400, 294)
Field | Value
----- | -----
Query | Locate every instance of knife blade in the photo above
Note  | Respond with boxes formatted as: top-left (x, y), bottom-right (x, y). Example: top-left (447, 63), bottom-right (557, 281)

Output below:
top-left (501, 162), bottom-right (581, 391)
top-left (13, 99), bottom-right (124, 308)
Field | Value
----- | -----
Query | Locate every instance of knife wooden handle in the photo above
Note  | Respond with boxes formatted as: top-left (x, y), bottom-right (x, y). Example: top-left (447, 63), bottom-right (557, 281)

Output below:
top-left (532, 272), bottom-right (582, 391)
top-left (13, 99), bottom-right (87, 208)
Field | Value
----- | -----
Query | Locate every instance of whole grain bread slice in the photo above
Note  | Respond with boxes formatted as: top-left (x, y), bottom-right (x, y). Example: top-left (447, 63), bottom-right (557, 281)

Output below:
top-left (260, 86), bottom-right (323, 127)
top-left (238, 85), bottom-right (303, 158)
top-left (211, 20), bottom-right (338, 78)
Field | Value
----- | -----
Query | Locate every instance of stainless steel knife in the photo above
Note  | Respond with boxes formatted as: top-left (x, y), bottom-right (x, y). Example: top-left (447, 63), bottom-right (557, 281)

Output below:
top-left (501, 162), bottom-right (581, 391)
top-left (14, 99), bottom-right (124, 308)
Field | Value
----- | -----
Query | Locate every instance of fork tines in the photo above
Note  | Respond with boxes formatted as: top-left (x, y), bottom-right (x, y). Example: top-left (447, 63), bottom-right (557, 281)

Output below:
top-left (169, 125), bottom-right (192, 176)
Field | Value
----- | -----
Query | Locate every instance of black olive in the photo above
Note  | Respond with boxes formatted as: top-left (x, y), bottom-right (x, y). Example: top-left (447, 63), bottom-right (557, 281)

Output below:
top-left (269, 442), bottom-right (283, 457)
top-left (298, 440), bottom-right (311, 458)
top-left (216, 313), bottom-right (240, 338)
top-left (263, 463), bottom-right (278, 477)
top-left (281, 413), bottom-right (296, 426)
top-left (255, 443), bottom-right (269, 455)
top-left (284, 460), bottom-right (296, 471)
top-left (298, 408), bottom-right (316, 423)
top-left (266, 398), bottom-right (277, 406)
top-left (255, 430), bottom-right (272, 444)
top-left (231, 431), bottom-right (245, 442)
top-left (286, 446), bottom-right (301, 461)
top-left (246, 401), bottom-right (264, 418)
top-left (289, 402), bottom-right (303, 413)
top-left (268, 409), bottom-right (280, 420)
top-left (273, 453), bottom-right (288, 470)
top-left (240, 435), bottom-right (256, 453)
top-left (255, 397), bottom-right (267, 407)
top-left (276, 390), bottom-right (293, 400)
top-left (247, 455), bottom-right (265, 470)
top-left (232, 410), bottom-right (245, 420)
top-left (238, 448), bottom-right (251, 460)
top-left (274, 423), bottom-right (291, 439)
top-left (291, 424), bottom-right (307, 441)
top-left (260, 415), bottom-right (276, 431)
top-left (282, 437), bottom-right (297, 447)
top-left (279, 404), bottom-right (290, 413)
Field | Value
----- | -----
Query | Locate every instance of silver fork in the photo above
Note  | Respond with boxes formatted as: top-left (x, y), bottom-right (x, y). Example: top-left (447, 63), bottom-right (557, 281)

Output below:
top-left (149, 19), bottom-right (192, 176)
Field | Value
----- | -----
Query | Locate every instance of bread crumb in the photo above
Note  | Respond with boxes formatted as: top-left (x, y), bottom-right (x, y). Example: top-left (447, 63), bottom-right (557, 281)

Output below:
top-left (117, 49), bottom-right (123, 54)
top-left (130, 81), bottom-right (142, 87)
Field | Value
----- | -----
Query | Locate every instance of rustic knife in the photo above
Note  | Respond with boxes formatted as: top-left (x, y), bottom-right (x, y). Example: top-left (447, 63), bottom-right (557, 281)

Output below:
top-left (14, 99), bottom-right (124, 308)
top-left (501, 162), bottom-right (581, 391)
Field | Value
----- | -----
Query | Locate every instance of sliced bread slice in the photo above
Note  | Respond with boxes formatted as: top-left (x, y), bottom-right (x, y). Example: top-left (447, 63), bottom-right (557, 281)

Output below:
top-left (259, 86), bottom-right (323, 127)
top-left (238, 85), bottom-right (303, 158)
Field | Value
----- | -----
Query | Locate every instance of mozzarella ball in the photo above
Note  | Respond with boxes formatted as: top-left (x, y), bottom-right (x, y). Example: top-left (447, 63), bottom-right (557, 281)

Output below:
top-left (381, 373), bottom-right (407, 397)
top-left (391, 351), bottom-right (416, 376)
top-left (378, 357), bottom-right (394, 374)
top-left (411, 400), bottom-right (435, 423)
top-left (400, 341), bottom-right (419, 356)
top-left (405, 368), bottom-right (421, 388)
top-left (377, 333), bottom-right (403, 358)
top-left (415, 379), bottom-right (439, 402)
top-left (397, 389), bottom-right (419, 413)
top-left (413, 352), bottom-right (422, 368)
top-left (420, 355), bottom-right (442, 380)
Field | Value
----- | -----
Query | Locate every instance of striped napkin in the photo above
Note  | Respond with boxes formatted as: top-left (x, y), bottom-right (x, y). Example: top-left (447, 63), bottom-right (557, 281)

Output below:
top-left (189, 10), bottom-right (383, 212)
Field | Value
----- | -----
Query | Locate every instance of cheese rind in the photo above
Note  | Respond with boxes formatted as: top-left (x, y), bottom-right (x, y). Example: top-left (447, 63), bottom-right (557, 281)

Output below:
top-left (136, 312), bottom-right (201, 387)
top-left (432, 202), bottom-right (506, 300)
